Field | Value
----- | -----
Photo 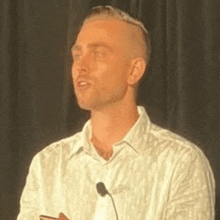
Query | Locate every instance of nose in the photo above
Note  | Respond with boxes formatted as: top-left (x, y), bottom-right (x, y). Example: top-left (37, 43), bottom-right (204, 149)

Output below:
top-left (72, 53), bottom-right (91, 76)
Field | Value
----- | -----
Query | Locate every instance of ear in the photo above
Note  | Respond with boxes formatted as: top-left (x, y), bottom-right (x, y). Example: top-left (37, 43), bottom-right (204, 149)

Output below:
top-left (128, 57), bottom-right (146, 86)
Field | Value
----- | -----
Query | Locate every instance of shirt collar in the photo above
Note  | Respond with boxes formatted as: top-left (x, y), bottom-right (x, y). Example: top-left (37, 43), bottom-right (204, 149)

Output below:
top-left (69, 106), bottom-right (151, 158)
top-left (121, 106), bottom-right (151, 154)
top-left (68, 120), bottom-right (92, 159)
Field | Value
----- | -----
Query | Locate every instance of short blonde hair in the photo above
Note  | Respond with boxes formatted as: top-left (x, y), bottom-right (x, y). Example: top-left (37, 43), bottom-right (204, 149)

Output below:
top-left (83, 5), bottom-right (151, 63)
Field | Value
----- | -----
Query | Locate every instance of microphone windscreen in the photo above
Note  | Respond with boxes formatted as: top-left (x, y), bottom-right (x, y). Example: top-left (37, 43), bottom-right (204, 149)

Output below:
top-left (96, 182), bottom-right (109, 197)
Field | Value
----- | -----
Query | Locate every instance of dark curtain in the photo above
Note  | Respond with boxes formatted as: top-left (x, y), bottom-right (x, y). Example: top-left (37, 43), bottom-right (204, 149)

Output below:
top-left (1, 0), bottom-right (220, 219)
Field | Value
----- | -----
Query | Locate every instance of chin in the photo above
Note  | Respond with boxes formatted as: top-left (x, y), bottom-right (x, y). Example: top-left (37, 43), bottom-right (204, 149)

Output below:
top-left (77, 101), bottom-right (105, 112)
top-left (77, 100), bottom-right (95, 111)
top-left (77, 103), bottom-right (91, 111)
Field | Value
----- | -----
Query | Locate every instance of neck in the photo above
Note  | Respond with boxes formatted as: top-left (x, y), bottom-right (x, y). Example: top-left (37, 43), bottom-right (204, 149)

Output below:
top-left (90, 102), bottom-right (139, 159)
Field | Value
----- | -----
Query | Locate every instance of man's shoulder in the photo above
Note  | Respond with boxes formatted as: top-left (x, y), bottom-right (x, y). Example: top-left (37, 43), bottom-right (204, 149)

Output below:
top-left (33, 131), bottom-right (83, 163)
top-left (150, 123), bottom-right (191, 145)
top-left (148, 123), bottom-right (206, 160)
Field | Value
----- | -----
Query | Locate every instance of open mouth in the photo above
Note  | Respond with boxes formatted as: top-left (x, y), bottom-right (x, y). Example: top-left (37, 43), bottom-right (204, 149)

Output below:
top-left (75, 80), bottom-right (91, 90)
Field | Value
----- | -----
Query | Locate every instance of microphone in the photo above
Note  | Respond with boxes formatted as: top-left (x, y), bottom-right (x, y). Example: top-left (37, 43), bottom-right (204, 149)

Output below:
top-left (96, 182), bottom-right (109, 197)
top-left (96, 182), bottom-right (119, 220)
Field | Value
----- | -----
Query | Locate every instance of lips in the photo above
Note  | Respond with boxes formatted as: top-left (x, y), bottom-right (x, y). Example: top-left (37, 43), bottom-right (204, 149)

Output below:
top-left (75, 79), bottom-right (91, 90)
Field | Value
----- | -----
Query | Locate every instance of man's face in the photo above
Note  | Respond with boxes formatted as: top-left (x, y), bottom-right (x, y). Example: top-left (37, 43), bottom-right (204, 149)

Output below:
top-left (71, 17), bottom-right (134, 111)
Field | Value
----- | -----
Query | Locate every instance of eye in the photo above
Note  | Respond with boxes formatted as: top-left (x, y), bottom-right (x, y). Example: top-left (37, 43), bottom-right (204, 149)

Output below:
top-left (94, 50), bottom-right (106, 58)
top-left (72, 53), bottom-right (81, 61)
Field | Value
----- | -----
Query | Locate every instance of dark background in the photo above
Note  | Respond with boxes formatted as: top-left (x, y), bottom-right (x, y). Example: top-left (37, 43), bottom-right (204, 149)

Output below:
top-left (1, 0), bottom-right (220, 219)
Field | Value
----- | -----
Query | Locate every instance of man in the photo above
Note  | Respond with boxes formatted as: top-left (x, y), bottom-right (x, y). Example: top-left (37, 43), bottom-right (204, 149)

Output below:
top-left (17, 5), bottom-right (215, 220)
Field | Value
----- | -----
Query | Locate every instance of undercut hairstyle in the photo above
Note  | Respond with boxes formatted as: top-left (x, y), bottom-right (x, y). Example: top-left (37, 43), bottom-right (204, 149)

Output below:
top-left (83, 5), bottom-right (151, 63)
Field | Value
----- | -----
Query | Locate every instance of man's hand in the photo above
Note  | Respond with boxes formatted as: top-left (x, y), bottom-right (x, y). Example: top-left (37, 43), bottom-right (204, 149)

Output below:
top-left (58, 213), bottom-right (69, 220)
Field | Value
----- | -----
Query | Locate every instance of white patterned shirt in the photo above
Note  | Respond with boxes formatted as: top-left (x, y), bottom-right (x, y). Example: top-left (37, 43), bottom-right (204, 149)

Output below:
top-left (17, 106), bottom-right (215, 220)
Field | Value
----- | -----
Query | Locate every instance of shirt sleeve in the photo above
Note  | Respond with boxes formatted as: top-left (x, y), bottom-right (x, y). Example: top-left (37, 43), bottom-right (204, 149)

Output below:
top-left (165, 147), bottom-right (215, 220)
top-left (17, 155), bottom-right (41, 220)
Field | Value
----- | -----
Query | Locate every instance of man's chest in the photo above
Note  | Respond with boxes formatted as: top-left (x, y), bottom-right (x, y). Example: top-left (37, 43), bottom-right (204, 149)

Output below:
top-left (39, 154), bottom-right (173, 219)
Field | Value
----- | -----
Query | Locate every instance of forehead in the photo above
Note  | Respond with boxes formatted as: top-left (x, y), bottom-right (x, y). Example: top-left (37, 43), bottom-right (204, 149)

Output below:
top-left (75, 18), bottom-right (132, 46)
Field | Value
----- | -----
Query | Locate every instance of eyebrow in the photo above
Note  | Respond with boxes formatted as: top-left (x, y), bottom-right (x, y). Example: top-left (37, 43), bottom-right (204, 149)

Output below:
top-left (71, 42), bottom-right (113, 53)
